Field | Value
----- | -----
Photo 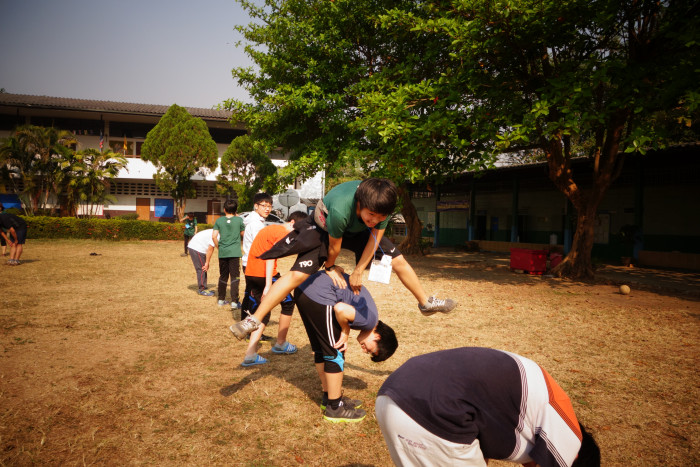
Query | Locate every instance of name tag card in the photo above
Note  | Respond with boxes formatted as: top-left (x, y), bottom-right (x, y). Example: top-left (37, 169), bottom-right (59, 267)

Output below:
top-left (368, 255), bottom-right (392, 284)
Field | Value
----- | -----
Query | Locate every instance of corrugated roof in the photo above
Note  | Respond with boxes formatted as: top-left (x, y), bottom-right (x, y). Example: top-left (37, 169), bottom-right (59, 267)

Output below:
top-left (0, 93), bottom-right (233, 121)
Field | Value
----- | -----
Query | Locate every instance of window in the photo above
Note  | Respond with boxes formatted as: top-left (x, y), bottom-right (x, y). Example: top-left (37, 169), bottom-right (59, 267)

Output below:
top-left (30, 117), bottom-right (103, 135)
top-left (109, 122), bottom-right (154, 139)
top-left (0, 114), bottom-right (25, 131)
top-left (110, 182), bottom-right (169, 196)
top-left (209, 128), bottom-right (246, 144)
top-left (154, 198), bottom-right (174, 218)
top-left (195, 184), bottom-right (219, 198)
top-left (109, 139), bottom-right (133, 157)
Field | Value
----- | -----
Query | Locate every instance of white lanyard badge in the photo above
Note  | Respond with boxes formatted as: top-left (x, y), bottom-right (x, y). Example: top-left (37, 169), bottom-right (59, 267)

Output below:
top-left (367, 229), bottom-right (392, 284)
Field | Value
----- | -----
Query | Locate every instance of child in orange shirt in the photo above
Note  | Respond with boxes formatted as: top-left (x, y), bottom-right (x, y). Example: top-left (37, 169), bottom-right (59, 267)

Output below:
top-left (236, 211), bottom-right (309, 366)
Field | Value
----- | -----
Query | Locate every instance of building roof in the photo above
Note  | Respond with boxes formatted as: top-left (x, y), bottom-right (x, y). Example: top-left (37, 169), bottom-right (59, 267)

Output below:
top-left (0, 92), bottom-right (233, 122)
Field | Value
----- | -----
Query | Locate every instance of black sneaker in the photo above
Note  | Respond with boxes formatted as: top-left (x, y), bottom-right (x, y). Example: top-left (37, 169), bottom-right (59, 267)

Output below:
top-left (323, 402), bottom-right (366, 423)
top-left (320, 395), bottom-right (363, 412)
top-left (419, 296), bottom-right (457, 316)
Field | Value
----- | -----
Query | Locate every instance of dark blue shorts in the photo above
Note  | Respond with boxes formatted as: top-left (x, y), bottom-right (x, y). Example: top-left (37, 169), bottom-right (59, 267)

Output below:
top-left (14, 227), bottom-right (27, 244)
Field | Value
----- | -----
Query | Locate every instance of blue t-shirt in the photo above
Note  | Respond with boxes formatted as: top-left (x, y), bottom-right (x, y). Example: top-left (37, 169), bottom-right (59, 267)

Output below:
top-left (297, 271), bottom-right (378, 331)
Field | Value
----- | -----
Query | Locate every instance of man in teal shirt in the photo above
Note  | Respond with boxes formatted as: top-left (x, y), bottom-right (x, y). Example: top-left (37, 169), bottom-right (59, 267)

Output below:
top-left (213, 199), bottom-right (245, 308)
top-left (230, 178), bottom-right (456, 340)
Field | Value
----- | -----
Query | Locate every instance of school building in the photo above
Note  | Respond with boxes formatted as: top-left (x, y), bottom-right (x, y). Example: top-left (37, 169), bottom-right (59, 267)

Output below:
top-left (405, 144), bottom-right (700, 269)
top-left (2, 93), bottom-right (698, 269)
top-left (0, 93), bottom-right (323, 223)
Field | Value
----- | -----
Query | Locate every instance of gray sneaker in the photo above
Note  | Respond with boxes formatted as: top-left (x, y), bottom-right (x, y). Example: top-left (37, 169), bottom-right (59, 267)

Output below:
top-left (323, 402), bottom-right (366, 423)
top-left (419, 296), bottom-right (457, 316)
top-left (320, 395), bottom-right (363, 412)
top-left (229, 316), bottom-right (260, 340)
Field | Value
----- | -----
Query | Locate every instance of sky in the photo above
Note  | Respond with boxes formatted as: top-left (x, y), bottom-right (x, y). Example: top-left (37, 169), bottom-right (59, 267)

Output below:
top-left (0, 0), bottom-right (257, 109)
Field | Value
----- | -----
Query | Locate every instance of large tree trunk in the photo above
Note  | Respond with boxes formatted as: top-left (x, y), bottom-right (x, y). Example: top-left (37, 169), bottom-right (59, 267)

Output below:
top-left (176, 199), bottom-right (186, 222)
top-left (397, 183), bottom-right (423, 255)
top-left (546, 113), bottom-right (627, 279)
top-left (554, 203), bottom-right (597, 279)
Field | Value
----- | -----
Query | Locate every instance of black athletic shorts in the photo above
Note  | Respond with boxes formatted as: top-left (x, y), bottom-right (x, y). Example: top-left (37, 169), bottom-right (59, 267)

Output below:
top-left (245, 274), bottom-right (294, 325)
top-left (290, 227), bottom-right (402, 275)
top-left (13, 227), bottom-right (27, 244)
top-left (294, 289), bottom-right (345, 373)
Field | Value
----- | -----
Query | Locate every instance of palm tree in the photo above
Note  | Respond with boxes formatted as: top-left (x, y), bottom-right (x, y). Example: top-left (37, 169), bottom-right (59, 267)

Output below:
top-left (3, 125), bottom-right (77, 214)
top-left (61, 148), bottom-right (127, 218)
top-left (0, 129), bottom-right (37, 215)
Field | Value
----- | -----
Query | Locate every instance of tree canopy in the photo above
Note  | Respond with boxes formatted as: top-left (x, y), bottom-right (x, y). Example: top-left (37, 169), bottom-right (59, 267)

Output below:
top-left (229, 0), bottom-right (699, 274)
top-left (1, 125), bottom-right (127, 217)
top-left (0, 125), bottom-right (76, 215)
top-left (379, 0), bottom-right (699, 277)
top-left (58, 148), bottom-right (127, 218)
top-left (217, 135), bottom-right (278, 210)
top-left (141, 104), bottom-right (219, 219)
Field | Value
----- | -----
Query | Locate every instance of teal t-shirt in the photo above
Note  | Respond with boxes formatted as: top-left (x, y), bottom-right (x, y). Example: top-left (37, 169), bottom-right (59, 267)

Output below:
top-left (323, 180), bottom-right (391, 238)
top-left (213, 215), bottom-right (245, 258)
top-left (184, 218), bottom-right (197, 236)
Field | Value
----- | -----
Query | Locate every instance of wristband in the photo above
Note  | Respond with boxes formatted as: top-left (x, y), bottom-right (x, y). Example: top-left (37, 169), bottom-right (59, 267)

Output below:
top-left (324, 264), bottom-right (336, 272)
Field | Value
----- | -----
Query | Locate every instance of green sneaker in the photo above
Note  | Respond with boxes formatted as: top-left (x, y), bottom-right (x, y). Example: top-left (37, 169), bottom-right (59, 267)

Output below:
top-left (320, 395), bottom-right (363, 412)
top-left (323, 402), bottom-right (366, 423)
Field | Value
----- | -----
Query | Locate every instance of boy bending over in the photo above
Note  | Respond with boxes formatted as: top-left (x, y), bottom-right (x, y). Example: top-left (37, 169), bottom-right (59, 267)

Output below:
top-left (295, 270), bottom-right (398, 422)
top-left (376, 347), bottom-right (601, 466)
top-left (230, 178), bottom-right (456, 340)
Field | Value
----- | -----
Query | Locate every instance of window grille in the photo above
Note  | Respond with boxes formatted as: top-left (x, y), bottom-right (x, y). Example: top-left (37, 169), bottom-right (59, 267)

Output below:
top-left (109, 182), bottom-right (169, 197)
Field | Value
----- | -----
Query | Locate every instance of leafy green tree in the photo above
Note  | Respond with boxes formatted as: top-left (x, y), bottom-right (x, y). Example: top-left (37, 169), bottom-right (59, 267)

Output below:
top-left (230, 0), bottom-right (698, 275)
top-left (228, 0), bottom-right (465, 253)
top-left (0, 125), bottom-right (76, 215)
top-left (374, 0), bottom-right (699, 278)
top-left (58, 148), bottom-right (127, 217)
top-left (216, 135), bottom-right (279, 210)
top-left (0, 132), bottom-right (34, 214)
top-left (141, 104), bottom-right (219, 219)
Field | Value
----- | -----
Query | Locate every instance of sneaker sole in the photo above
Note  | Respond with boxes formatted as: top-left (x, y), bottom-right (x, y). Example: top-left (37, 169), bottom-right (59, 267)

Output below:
top-left (323, 414), bottom-right (366, 423)
top-left (241, 359), bottom-right (268, 367)
top-left (420, 304), bottom-right (457, 316)
top-left (229, 324), bottom-right (250, 340)
top-left (320, 402), bottom-right (363, 412)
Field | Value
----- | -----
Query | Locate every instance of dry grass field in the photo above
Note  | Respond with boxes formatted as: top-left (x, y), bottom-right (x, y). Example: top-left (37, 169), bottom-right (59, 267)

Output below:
top-left (1, 239), bottom-right (698, 466)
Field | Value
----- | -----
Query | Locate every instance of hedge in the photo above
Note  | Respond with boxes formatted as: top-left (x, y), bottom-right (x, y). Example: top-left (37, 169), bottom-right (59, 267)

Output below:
top-left (21, 216), bottom-right (213, 241)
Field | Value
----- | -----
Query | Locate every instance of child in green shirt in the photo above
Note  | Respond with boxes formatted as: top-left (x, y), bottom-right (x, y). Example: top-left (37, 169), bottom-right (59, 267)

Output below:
top-left (213, 199), bottom-right (245, 307)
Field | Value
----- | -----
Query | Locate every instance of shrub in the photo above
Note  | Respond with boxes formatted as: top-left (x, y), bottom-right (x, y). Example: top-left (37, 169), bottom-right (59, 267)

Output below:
top-left (22, 216), bottom-right (210, 241)
top-left (115, 213), bottom-right (139, 220)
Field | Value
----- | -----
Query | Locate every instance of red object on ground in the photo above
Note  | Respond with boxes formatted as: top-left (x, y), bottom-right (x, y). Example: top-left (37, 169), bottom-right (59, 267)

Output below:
top-left (549, 252), bottom-right (563, 269)
top-left (510, 248), bottom-right (547, 274)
